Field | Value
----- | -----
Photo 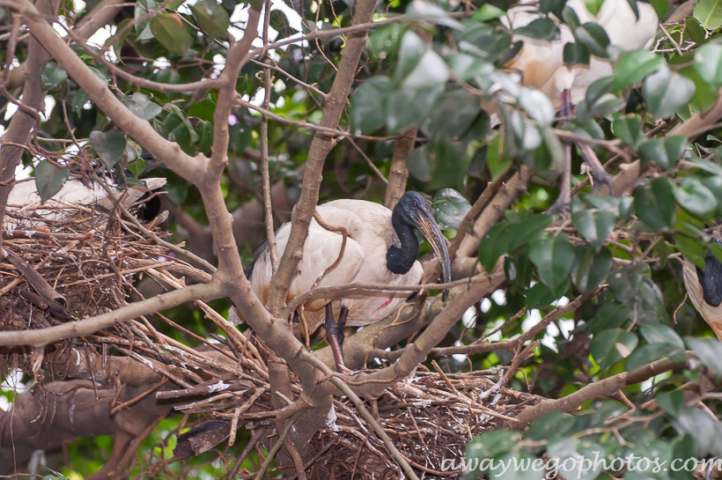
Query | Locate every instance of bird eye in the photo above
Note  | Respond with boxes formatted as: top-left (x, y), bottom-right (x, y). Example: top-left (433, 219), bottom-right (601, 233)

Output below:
top-left (413, 200), bottom-right (419, 208)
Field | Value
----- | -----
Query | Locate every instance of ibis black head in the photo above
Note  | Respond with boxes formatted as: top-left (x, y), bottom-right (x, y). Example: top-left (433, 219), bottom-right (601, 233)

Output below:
top-left (389, 192), bottom-right (451, 300)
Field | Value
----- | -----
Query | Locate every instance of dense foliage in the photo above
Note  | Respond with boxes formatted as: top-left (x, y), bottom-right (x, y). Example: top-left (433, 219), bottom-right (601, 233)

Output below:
top-left (3, 0), bottom-right (722, 477)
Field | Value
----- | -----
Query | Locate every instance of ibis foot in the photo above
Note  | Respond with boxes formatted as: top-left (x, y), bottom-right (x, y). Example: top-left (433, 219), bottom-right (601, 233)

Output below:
top-left (325, 303), bottom-right (350, 373)
top-left (547, 142), bottom-right (572, 217)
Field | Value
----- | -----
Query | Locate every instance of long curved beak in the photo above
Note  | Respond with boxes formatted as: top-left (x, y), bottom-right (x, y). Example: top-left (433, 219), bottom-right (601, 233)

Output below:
top-left (416, 209), bottom-right (451, 301)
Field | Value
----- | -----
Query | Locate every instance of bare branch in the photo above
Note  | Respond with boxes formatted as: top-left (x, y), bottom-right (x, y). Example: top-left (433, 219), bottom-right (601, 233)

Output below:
top-left (385, 127), bottom-right (417, 209)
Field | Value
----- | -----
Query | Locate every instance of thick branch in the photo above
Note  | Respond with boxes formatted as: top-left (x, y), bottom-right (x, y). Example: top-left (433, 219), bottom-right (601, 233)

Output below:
top-left (0, 281), bottom-right (222, 347)
top-left (265, 0), bottom-right (377, 315)
top-left (512, 355), bottom-right (691, 428)
top-left (384, 127), bottom-right (417, 209)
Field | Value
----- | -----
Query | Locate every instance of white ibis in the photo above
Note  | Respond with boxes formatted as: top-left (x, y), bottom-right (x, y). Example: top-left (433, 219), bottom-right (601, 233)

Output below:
top-left (683, 244), bottom-right (722, 341)
top-left (4, 175), bottom-right (166, 230)
top-left (504, 0), bottom-right (659, 212)
top-left (247, 191), bottom-right (451, 371)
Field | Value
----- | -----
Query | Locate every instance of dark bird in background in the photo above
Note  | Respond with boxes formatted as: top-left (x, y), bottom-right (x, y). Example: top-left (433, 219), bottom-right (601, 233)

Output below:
top-left (246, 191), bottom-right (451, 371)
top-left (684, 239), bottom-right (722, 341)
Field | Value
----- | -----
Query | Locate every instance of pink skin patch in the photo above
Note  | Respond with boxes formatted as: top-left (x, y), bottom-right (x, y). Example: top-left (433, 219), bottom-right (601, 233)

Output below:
top-left (375, 295), bottom-right (395, 312)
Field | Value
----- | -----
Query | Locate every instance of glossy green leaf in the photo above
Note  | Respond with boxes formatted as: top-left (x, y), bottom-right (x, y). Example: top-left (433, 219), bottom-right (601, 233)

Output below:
top-left (613, 50), bottom-right (663, 89)
top-left (575, 22), bottom-right (610, 58)
top-left (571, 245), bottom-right (613, 293)
top-left (150, 13), bottom-right (193, 56)
top-left (591, 328), bottom-right (639, 370)
top-left (686, 336), bottom-right (722, 380)
top-left (695, 43), bottom-right (722, 88)
top-left (641, 324), bottom-right (684, 349)
top-left (34, 160), bottom-right (69, 204)
top-left (40, 61), bottom-right (67, 90)
top-left (127, 157), bottom-right (146, 178)
top-left (479, 214), bottom-right (553, 271)
top-left (674, 176), bottom-right (718, 218)
top-left (540, 0), bottom-right (567, 17)
top-left (72, 90), bottom-right (90, 115)
top-left (637, 135), bottom-right (687, 170)
top-left (572, 208), bottom-right (616, 249)
top-left (694, 0), bottom-right (722, 30)
top-left (676, 232), bottom-right (707, 269)
top-left (466, 430), bottom-right (521, 460)
top-left (548, 438), bottom-right (605, 480)
top-left (128, 92), bottom-right (162, 120)
top-left (196, 120), bottom-right (213, 156)
top-left (406, 1), bottom-right (464, 29)
top-left (432, 189), bottom-right (471, 230)
top-left (350, 76), bottom-right (390, 134)
top-left (633, 177), bottom-right (676, 231)
top-left (191, 1), bottom-right (230, 38)
top-left (515, 18), bottom-right (560, 41)
top-left (642, 66), bottom-right (696, 119)
top-left (563, 42), bottom-right (590, 67)
top-left (90, 130), bottom-right (127, 169)
top-left (393, 31), bottom-right (425, 86)
top-left (529, 233), bottom-right (575, 294)
top-left (612, 115), bottom-right (644, 148)
top-left (471, 4), bottom-right (506, 20)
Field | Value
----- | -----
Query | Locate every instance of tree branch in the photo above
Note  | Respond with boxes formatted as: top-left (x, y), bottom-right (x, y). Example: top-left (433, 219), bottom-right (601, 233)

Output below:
top-left (512, 354), bottom-right (691, 428)
top-left (0, 281), bottom-right (222, 347)
top-left (384, 127), bottom-right (417, 209)
top-left (264, 0), bottom-right (377, 316)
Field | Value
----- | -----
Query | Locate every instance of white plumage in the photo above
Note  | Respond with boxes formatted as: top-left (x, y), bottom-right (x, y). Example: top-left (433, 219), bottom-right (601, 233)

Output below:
top-left (250, 200), bottom-right (425, 330)
top-left (4, 177), bottom-right (166, 230)
top-left (504, 0), bottom-right (659, 106)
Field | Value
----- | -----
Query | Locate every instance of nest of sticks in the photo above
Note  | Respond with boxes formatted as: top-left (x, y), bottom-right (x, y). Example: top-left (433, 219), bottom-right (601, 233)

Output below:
top-left (1, 201), bottom-right (541, 479)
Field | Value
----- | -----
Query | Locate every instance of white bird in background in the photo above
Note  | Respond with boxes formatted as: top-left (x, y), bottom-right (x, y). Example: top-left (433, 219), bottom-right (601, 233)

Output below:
top-left (4, 176), bottom-right (167, 230)
top-left (247, 192), bottom-right (451, 372)
top-left (503, 0), bottom-right (659, 212)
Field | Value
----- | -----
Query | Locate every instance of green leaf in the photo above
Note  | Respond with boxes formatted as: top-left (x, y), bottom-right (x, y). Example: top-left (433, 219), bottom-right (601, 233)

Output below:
top-left (478, 214), bottom-right (553, 271)
top-left (526, 412), bottom-right (576, 442)
top-left (643, 66), bottom-right (696, 119)
top-left (633, 177), bottom-right (676, 231)
top-left (674, 176), bottom-right (718, 218)
top-left (127, 157), bottom-right (147, 178)
top-left (467, 430), bottom-right (521, 460)
top-left (676, 232), bottom-right (707, 269)
top-left (572, 208), bottom-right (616, 249)
top-left (641, 324), bottom-right (684, 348)
top-left (591, 328), bottom-right (639, 370)
top-left (196, 119), bottom-right (213, 156)
top-left (514, 18), bottom-right (560, 41)
top-left (571, 245), bottom-right (613, 293)
top-left (695, 43), bottom-right (722, 89)
top-left (686, 16), bottom-right (707, 46)
top-left (584, 76), bottom-right (614, 107)
top-left (90, 130), bottom-right (127, 169)
top-left (369, 24), bottom-right (404, 58)
top-left (562, 6), bottom-right (581, 28)
top-left (637, 135), bottom-right (687, 170)
top-left (387, 49), bottom-right (449, 132)
top-left (406, 1), bottom-right (464, 29)
top-left (583, 0), bottom-right (604, 15)
top-left (432, 189), bottom-right (471, 230)
top-left (350, 76), bottom-right (390, 134)
top-left (575, 22), bottom-right (610, 58)
top-left (613, 50), bottom-right (663, 90)
top-left (529, 233), bottom-right (575, 294)
top-left (519, 88), bottom-right (555, 127)
top-left (34, 160), bottom-right (69, 204)
top-left (563, 42), bottom-right (590, 67)
top-left (424, 89), bottom-right (483, 137)
top-left (548, 438), bottom-right (605, 480)
top-left (626, 343), bottom-right (681, 371)
top-left (188, 95), bottom-right (217, 122)
top-left (393, 31), bottom-right (425, 86)
top-left (686, 336), bottom-right (722, 380)
top-left (612, 115), bottom-right (644, 148)
top-left (191, 1), bottom-right (230, 38)
top-left (541, 0), bottom-right (567, 18)
top-left (72, 90), bottom-right (91, 115)
top-left (472, 4), bottom-right (506, 21)
top-left (694, 0), bottom-right (722, 30)
top-left (40, 60), bottom-right (67, 90)
top-left (128, 92), bottom-right (162, 120)
top-left (150, 13), bottom-right (193, 56)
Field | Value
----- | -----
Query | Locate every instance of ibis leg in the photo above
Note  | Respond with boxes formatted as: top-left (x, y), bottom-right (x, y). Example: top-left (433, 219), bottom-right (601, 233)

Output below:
top-left (325, 303), bottom-right (348, 372)
top-left (548, 89), bottom-right (574, 216)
